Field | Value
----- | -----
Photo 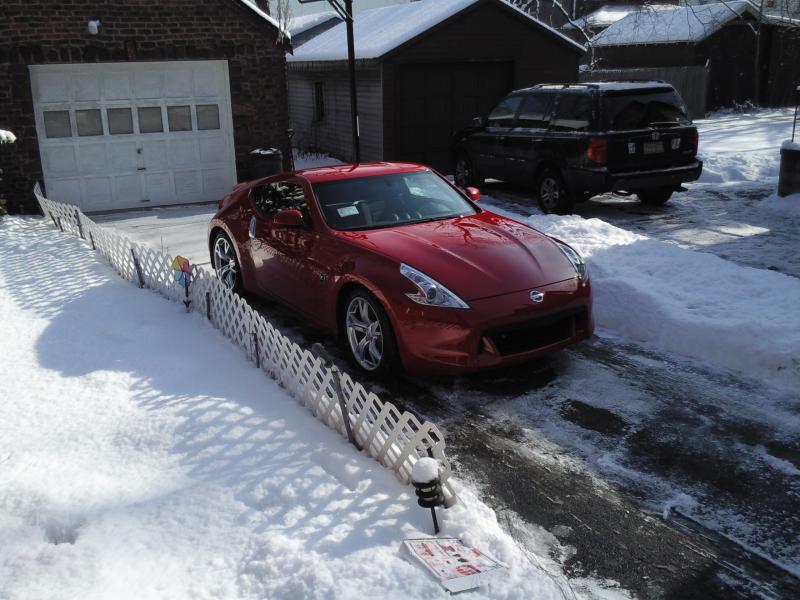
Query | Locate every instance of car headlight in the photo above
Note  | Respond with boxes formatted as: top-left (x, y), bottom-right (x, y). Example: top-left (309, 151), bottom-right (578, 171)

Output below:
top-left (552, 239), bottom-right (588, 280)
top-left (400, 263), bottom-right (469, 309)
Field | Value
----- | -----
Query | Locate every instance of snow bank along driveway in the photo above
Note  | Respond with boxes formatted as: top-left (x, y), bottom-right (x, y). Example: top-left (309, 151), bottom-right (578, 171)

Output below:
top-left (0, 216), bottom-right (628, 600)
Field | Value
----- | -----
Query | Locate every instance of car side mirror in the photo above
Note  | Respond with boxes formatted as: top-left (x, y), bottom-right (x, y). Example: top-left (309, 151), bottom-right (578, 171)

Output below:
top-left (465, 186), bottom-right (481, 202)
top-left (472, 116), bottom-right (485, 127)
top-left (274, 209), bottom-right (304, 227)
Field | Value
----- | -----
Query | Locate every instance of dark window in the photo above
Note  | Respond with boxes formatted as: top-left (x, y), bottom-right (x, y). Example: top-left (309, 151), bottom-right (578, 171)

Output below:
top-left (516, 93), bottom-right (555, 129)
top-left (107, 108), bottom-right (134, 134)
top-left (601, 89), bottom-right (690, 130)
top-left (76, 109), bottom-right (103, 136)
top-left (487, 95), bottom-right (523, 128)
top-left (196, 104), bottom-right (220, 130)
top-left (551, 93), bottom-right (594, 132)
top-left (138, 107), bottom-right (163, 133)
top-left (167, 105), bottom-right (192, 131)
top-left (251, 181), bottom-right (307, 218)
top-left (313, 82), bottom-right (325, 122)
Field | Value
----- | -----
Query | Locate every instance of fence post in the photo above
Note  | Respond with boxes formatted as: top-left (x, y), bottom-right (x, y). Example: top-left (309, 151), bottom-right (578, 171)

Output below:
top-left (75, 208), bottom-right (84, 239)
top-left (130, 247), bottom-right (145, 288)
top-left (56, 217), bottom-right (63, 232)
top-left (89, 231), bottom-right (95, 250)
top-left (206, 291), bottom-right (211, 320)
top-left (252, 331), bottom-right (260, 369)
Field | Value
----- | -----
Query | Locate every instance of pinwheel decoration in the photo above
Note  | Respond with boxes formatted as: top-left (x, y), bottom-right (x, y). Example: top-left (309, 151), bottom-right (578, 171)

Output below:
top-left (172, 255), bottom-right (192, 310)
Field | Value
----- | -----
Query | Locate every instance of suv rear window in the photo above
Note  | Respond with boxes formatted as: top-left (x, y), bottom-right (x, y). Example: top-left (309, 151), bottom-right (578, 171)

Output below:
top-left (551, 93), bottom-right (594, 132)
top-left (602, 89), bottom-right (690, 130)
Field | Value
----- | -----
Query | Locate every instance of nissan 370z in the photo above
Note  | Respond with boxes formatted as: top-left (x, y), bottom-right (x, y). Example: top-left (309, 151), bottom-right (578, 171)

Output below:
top-left (208, 163), bottom-right (594, 375)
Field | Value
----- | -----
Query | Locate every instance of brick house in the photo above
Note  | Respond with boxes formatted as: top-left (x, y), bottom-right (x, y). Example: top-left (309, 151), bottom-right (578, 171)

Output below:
top-left (0, 0), bottom-right (291, 213)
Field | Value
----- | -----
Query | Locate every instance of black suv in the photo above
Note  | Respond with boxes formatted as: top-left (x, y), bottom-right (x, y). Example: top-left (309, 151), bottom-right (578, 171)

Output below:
top-left (452, 82), bottom-right (702, 214)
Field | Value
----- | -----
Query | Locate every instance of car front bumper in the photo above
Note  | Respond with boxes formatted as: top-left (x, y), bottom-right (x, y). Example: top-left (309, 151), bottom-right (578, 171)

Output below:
top-left (389, 277), bottom-right (593, 375)
top-left (565, 160), bottom-right (703, 196)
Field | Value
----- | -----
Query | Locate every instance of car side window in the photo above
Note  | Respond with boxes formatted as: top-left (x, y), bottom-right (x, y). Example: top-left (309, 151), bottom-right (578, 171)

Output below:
top-left (487, 95), bottom-right (523, 128)
top-left (550, 93), bottom-right (594, 132)
top-left (516, 93), bottom-right (555, 129)
top-left (250, 181), bottom-right (308, 218)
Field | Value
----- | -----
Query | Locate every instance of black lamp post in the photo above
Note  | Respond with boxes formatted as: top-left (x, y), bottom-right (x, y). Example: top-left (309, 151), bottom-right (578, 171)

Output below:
top-left (298, 0), bottom-right (361, 162)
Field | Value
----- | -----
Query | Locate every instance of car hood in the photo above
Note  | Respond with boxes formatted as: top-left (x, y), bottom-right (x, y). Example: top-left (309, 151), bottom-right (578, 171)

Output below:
top-left (340, 212), bottom-right (578, 301)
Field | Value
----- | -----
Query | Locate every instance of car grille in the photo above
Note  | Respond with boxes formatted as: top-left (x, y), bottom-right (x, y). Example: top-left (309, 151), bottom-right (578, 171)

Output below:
top-left (486, 308), bottom-right (588, 356)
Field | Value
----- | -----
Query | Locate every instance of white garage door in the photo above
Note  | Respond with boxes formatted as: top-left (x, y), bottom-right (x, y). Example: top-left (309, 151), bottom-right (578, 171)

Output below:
top-left (30, 61), bottom-right (237, 212)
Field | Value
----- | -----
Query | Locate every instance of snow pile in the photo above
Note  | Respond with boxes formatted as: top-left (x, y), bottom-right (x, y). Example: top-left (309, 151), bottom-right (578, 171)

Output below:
top-left (293, 149), bottom-right (344, 170)
top-left (411, 457), bottom-right (441, 484)
top-left (782, 139), bottom-right (800, 151)
top-left (0, 129), bottom-right (16, 144)
top-left (0, 216), bottom-right (621, 600)
top-left (290, 0), bottom-right (582, 62)
top-left (564, 4), bottom-right (642, 30)
top-left (695, 108), bottom-right (794, 184)
top-left (758, 192), bottom-right (800, 218)
top-left (592, 1), bottom-right (751, 46)
top-left (288, 11), bottom-right (340, 37)
top-left (484, 202), bottom-right (800, 390)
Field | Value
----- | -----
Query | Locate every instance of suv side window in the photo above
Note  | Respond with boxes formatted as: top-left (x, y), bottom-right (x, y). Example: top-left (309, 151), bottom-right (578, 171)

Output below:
top-left (551, 93), bottom-right (594, 132)
top-left (487, 95), bottom-right (523, 128)
top-left (516, 92), bottom-right (555, 129)
top-left (251, 181), bottom-right (308, 218)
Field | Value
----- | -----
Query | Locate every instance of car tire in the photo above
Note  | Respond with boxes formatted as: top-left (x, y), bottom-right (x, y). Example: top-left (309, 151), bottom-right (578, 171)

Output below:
top-left (535, 168), bottom-right (573, 215)
top-left (454, 152), bottom-right (483, 188)
top-left (637, 188), bottom-right (673, 206)
top-left (212, 232), bottom-right (242, 293)
top-left (343, 289), bottom-right (398, 375)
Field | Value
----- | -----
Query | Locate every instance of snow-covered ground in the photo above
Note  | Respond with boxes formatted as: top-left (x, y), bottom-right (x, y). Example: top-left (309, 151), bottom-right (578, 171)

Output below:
top-left (0, 216), bottom-right (629, 600)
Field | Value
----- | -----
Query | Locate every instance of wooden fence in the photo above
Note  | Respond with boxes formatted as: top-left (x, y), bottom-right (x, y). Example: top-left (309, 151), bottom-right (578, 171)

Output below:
top-left (35, 184), bottom-right (457, 507)
top-left (580, 65), bottom-right (710, 119)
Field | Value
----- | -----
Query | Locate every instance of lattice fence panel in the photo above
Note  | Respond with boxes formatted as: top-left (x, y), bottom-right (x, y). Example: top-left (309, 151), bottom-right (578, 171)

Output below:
top-left (32, 188), bottom-right (457, 506)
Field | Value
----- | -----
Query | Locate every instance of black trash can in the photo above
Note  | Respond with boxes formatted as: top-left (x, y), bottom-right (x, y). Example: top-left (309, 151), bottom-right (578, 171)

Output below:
top-left (778, 144), bottom-right (800, 198)
top-left (249, 148), bottom-right (283, 180)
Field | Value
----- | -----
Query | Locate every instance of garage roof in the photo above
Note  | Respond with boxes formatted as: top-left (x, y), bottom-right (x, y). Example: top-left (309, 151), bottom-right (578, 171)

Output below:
top-left (289, 0), bottom-right (585, 63)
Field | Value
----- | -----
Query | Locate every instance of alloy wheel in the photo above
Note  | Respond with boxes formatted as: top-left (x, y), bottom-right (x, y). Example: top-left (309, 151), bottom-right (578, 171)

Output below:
top-left (539, 176), bottom-right (560, 212)
top-left (213, 235), bottom-right (238, 290)
top-left (346, 296), bottom-right (384, 371)
top-left (455, 157), bottom-right (471, 188)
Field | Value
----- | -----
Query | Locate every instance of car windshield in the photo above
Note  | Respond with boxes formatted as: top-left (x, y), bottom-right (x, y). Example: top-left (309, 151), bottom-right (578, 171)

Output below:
top-left (312, 171), bottom-right (478, 231)
top-left (602, 89), bottom-right (690, 130)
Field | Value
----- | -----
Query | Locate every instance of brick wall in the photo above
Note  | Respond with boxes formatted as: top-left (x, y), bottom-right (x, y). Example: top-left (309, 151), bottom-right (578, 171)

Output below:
top-left (0, 0), bottom-right (291, 212)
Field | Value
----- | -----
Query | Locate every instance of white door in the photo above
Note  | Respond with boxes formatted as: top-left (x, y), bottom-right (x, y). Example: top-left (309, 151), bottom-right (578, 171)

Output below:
top-left (30, 61), bottom-right (237, 212)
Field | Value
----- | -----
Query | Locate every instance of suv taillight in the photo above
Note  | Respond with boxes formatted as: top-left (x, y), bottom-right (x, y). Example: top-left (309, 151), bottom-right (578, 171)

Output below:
top-left (689, 129), bottom-right (699, 155)
top-left (587, 137), bottom-right (607, 165)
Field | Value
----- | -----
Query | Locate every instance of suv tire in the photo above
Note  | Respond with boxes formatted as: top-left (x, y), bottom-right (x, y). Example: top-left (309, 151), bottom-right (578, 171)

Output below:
top-left (637, 188), bottom-right (673, 206)
top-left (454, 152), bottom-right (483, 188)
top-left (536, 168), bottom-right (573, 215)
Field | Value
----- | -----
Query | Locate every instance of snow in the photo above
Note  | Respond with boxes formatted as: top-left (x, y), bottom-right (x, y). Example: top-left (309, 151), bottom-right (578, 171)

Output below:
top-left (782, 139), bottom-right (800, 151)
top-left (293, 148), bottom-right (344, 170)
top-left (563, 5), bottom-right (642, 30)
top-left (696, 108), bottom-right (794, 184)
top-left (411, 457), bottom-right (441, 484)
top-left (480, 202), bottom-right (800, 391)
top-left (758, 193), bottom-right (800, 217)
top-left (288, 11), bottom-right (340, 37)
top-left (0, 216), bottom-right (626, 600)
top-left (239, 0), bottom-right (291, 40)
top-left (290, 0), bottom-right (583, 63)
top-left (592, 1), bottom-right (753, 46)
top-left (0, 129), bottom-right (16, 144)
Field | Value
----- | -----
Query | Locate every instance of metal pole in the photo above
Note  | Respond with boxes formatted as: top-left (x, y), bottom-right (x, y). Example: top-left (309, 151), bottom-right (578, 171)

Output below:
top-left (754, 0), bottom-right (765, 106)
top-left (793, 85), bottom-right (799, 143)
top-left (344, 0), bottom-right (361, 163)
top-left (332, 365), bottom-right (360, 450)
top-left (426, 447), bottom-right (440, 534)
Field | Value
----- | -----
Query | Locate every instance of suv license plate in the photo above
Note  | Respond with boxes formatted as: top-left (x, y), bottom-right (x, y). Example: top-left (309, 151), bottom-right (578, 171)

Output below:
top-left (643, 141), bottom-right (664, 155)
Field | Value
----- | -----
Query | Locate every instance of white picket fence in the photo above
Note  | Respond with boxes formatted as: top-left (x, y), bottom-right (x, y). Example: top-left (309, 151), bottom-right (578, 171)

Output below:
top-left (35, 185), bottom-right (456, 507)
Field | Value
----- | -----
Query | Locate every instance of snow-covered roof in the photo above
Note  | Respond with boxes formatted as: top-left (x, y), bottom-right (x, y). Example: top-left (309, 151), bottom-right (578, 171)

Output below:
top-left (290, 0), bottom-right (584, 63)
top-left (238, 0), bottom-right (291, 40)
top-left (288, 11), bottom-right (341, 38)
top-left (563, 5), bottom-right (640, 30)
top-left (592, 1), bottom-right (754, 46)
top-left (0, 129), bottom-right (16, 144)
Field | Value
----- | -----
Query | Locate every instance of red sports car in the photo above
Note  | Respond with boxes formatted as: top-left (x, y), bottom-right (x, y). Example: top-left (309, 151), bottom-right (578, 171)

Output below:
top-left (208, 163), bottom-right (593, 375)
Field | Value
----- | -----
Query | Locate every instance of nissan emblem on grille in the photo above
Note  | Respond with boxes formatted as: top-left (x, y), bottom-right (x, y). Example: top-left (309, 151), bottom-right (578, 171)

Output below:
top-left (530, 291), bottom-right (544, 303)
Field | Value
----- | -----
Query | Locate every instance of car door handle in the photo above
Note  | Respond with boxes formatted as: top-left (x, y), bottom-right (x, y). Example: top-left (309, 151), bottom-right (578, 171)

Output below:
top-left (249, 216), bottom-right (257, 239)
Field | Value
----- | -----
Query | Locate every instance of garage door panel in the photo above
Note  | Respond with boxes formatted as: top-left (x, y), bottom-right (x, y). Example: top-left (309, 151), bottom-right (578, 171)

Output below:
top-left (114, 175), bottom-right (144, 204)
top-left (77, 144), bottom-right (109, 175)
top-left (42, 146), bottom-right (78, 177)
top-left (31, 61), bottom-right (236, 211)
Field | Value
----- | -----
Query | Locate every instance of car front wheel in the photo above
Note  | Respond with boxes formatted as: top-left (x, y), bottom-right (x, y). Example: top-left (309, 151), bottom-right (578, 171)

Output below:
top-left (213, 232), bottom-right (241, 292)
top-left (343, 289), bottom-right (398, 374)
top-left (536, 168), bottom-right (573, 215)
top-left (454, 153), bottom-right (483, 188)
top-left (637, 188), bottom-right (673, 206)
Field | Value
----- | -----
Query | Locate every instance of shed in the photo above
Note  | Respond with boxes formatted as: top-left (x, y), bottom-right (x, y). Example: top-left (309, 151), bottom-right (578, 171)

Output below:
top-left (590, 1), bottom-right (800, 110)
top-left (287, 0), bottom-right (585, 173)
top-left (0, 0), bottom-right (292, 213)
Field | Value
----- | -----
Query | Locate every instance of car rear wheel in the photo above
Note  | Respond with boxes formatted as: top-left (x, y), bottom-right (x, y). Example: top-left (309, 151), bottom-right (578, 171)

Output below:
top-left (637, 188), bottom-right (673, 206)
top-left (454, 153), bottom-right (483, 188)
top-left (344, 289), bottom-right (398, 374)
top-left (213, 232), bottom-right (241, 292)
top-left (536, 168), bottom-right (573, 215)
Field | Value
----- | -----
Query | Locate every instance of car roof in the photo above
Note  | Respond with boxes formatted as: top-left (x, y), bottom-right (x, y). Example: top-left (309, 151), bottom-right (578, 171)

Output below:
top-left (292, 161), bottom-right (430, 184)
top-left (519, 81), bottom-right (674, 94)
